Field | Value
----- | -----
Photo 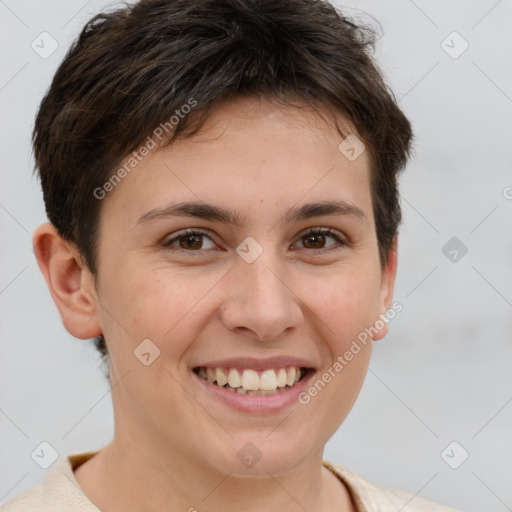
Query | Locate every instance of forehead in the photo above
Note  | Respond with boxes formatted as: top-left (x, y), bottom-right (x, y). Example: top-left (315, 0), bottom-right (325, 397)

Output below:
top-left (99, 96), bottom-right (374, 228)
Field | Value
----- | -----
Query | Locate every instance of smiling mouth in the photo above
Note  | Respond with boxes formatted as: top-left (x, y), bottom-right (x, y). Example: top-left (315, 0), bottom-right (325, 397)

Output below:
top-left (193, 366), bottom-right (310, 396)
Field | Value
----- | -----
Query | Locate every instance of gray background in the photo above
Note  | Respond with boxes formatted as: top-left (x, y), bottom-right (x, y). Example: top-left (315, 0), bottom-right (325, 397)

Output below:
top-left (1, 1), bottom-right (511, 510)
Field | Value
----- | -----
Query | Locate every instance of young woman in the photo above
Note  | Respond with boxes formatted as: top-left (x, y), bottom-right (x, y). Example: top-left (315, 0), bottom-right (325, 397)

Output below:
top-left (3, 1), bottom-right (458, 510)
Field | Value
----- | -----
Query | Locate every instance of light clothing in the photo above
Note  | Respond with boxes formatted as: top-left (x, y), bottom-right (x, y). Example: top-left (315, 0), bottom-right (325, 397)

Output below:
top-left (1, 451), bottom-right (461, 511)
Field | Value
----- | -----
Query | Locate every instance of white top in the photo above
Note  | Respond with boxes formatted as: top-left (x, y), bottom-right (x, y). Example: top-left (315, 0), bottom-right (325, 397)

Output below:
top-left (1, 451), bottom-right (461, 511)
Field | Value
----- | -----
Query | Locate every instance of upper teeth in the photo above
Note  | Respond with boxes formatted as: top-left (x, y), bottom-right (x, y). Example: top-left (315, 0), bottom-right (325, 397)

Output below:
top-left (198, 366), bottom-right (302, 391)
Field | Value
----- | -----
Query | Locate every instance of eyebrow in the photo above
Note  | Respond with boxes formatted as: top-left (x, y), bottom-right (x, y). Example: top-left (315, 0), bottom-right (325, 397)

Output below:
top-left (136, 199), bottom-right (367, 226)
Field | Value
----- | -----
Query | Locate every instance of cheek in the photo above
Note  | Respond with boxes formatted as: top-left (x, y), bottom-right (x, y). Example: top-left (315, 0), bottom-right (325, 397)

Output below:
top-left (104, 267), bottom-right (220, 356)
top-left (295, 269), bottom-right (377, 425)
top-left (295, 264), bottom-right (382, 350)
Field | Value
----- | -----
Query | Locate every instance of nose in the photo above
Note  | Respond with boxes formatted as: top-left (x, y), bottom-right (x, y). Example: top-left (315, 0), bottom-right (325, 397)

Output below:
top-left (219, 253), bottom-right (304, 342)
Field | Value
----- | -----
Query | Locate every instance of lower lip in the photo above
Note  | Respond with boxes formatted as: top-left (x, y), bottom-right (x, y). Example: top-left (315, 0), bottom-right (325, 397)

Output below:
top-left (193, 370), bottom-right (315, 414)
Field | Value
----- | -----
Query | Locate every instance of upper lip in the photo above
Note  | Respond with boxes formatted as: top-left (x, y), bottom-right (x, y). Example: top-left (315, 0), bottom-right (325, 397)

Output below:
top-left (193, 356), bottom-right (316, 372)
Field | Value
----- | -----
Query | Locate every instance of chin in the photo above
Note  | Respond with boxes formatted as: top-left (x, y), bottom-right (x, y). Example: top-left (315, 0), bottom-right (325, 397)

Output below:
top-left (205, 432), bottom-right (316, 477)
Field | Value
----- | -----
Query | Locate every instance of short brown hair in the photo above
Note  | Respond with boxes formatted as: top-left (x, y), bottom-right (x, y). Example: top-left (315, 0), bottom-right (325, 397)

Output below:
top-left (33, 0), bottom-right (412, 362)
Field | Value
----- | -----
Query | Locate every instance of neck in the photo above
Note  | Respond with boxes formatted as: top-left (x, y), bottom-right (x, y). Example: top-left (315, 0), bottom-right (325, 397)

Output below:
top-left (74, 433), bottom-right (355, 512)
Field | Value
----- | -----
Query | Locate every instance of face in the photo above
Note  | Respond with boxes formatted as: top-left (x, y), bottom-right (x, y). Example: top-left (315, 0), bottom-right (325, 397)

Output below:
top-left (86, 97), bottom-right (396, 475)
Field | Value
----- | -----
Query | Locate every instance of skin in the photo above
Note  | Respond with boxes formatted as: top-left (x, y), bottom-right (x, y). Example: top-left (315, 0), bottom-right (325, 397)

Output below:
top-left (33, 96), bottom-right (397, 512)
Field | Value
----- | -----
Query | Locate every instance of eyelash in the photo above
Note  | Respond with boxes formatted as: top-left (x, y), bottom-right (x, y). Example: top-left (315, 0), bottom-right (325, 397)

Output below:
top-left (162, 227), bottom-right (347, 255)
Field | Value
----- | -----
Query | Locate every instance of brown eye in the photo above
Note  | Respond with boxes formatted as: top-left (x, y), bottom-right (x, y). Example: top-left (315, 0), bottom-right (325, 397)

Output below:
top-left (164, 229), bottom-right (216, 251)
top-left (294, 228), bottom-right (344, 251)
top-left (179, 233), bottom-right (204, 250)
top-left (302, 232), bottom-right (327, 249)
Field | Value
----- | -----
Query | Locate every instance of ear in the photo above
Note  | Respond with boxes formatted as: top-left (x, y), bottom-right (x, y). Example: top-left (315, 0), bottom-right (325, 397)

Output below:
top-left (372, 236), bottom-right (398, 341)
top-left (32, 222), bottom-right (102, 340)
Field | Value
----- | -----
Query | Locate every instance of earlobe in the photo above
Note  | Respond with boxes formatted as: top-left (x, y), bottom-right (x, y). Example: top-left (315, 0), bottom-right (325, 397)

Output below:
top-left (372, 237), bottom-right (398, 341)
top-left (32, 222), bottom-right (102, 340)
